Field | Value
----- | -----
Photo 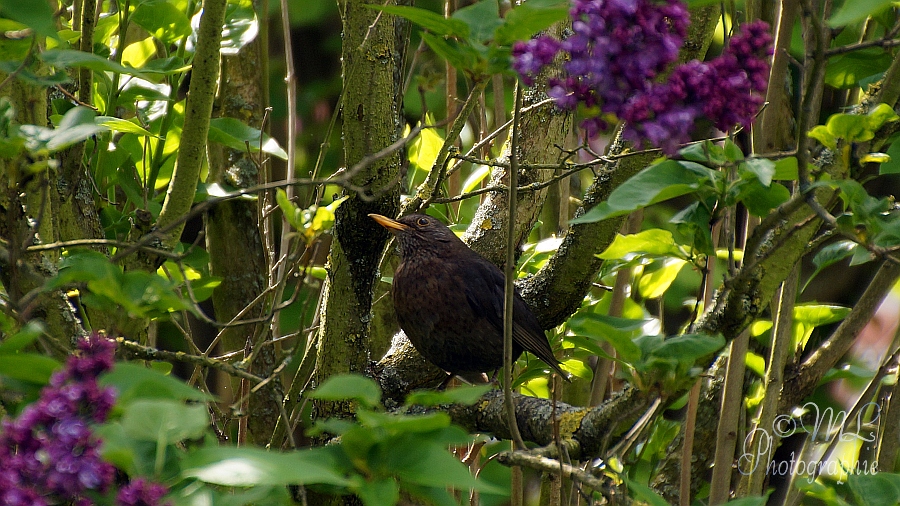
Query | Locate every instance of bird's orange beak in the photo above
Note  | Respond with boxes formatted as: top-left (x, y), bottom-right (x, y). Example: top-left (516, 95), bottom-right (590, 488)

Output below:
top-left (368, 214), bottom-right (408, 233)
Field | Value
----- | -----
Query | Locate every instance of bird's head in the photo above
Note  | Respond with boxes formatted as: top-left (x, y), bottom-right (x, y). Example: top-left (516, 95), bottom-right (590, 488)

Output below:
top-left (368, 213), bottom-right (461, 258)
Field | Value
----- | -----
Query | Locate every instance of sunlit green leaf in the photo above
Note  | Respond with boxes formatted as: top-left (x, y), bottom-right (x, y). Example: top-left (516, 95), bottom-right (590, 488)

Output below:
top-left (208, 117), bottom-right (288, 160)
top-left (639, 258), bottom-right (688, 299)
top-left (571, 160), bottom-right (714, 224)
top-left (41, 49), bottom-right (149, 79)
top-left (773, 156), bottom-right (799, 180)
top-left (370, 4), bottom-right (469, 38)
top-left (182, 446), bottom-right (352, 487)
top-left (19, 107), bottom-right (106, 153)
top-left (599, 229), bottom-right (686, 260)
top-left (95, 116), bottom-right (154, 137)
top-left (829, 0), bottom-right (894, 27)
top-left (860, 152), bottom-right (890, 164)
top-left (220, 2), bottom-right (259, 55)
top-left (408, 122), bottom-right (444, 174)
top-left (494, 0), bottom-right (568, 45)
top-left (131, 0), bottom-right (192, 44)
top-left (825, 49), bottom-right (892, 89)
top-left (808, 125), bottom-right (837, 150)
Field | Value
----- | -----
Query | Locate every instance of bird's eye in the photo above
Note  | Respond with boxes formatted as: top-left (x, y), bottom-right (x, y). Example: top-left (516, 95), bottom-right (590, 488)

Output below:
top-left (416, 217), bottom-right (429, 226)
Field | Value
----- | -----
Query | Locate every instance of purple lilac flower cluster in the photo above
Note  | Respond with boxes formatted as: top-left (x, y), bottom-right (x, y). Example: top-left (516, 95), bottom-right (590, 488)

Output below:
top-left (116, 479), bottom-right (170, 506)
top-left (0, 335), bottom-right (169, 506)
top-left (621, 20), bottom-right (773, 153)
top-left (512, 0), bottom-right (773, 154)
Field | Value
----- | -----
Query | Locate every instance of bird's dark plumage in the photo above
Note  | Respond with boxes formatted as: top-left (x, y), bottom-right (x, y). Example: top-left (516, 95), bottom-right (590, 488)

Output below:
top-left (369, 213), bottom-right (567, 378)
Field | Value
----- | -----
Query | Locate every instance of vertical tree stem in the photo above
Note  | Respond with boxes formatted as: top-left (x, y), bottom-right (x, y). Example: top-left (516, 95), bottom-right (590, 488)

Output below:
top-left (504, 83), bottom-right (526, 451)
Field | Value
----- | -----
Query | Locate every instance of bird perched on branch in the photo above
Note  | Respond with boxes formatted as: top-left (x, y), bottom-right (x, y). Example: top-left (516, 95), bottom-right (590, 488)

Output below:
top-left (369, 213), bottom-right (567, 380)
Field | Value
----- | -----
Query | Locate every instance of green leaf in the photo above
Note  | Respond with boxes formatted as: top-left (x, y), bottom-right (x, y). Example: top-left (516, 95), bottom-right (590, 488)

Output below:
top-left (808, 125), bottom-right (837, 150)
top-left (639, 333), bottom-right (725, 368)
top-left (773, 156), bottom-right (799, 180)
top-left (356, 410), bottom-right (452, 433)
top-left (860, 152), bottom-right (890, 164)
top-left (452, 0), bottom-right (503, 43)
top-left (101, 362), bottom-right (214, 403)
top-left (829, 0), bottom-right (894, 27)
top-left (867, 103), bottom-right (900, 130)
top-left (408, 123), bottom-right (444, 173)
top-left (571, 160), bottom-right (714, 224)
top-left (421, 32), bottom-right (480, 73)
top-left (723, 495), bottom-right (771, 506)
top-left (19, 107), bottom-right (106, 154)
top-left (220, 2), bottom-right (259, 55)
top-left (734, 177), bottom-right (791, 216)
top-left (825, 49), bottom-right (893, 89)
top-left (370, 5), bottom-right (469, 38)
top-left (131, 0), bottom-right (192, 44)
top-left (41, 49), bottom-right (149, 80)
top-left (95, 116), bottom-right (154, 137)
top-left (0, 353), bottom-right (60, 383)
top-left (638, 259), bottom-right (688, 299)
top-left (793, 304), bottom-right (850, 326)
top-left (741, 158), bottom-right (776, 186)
top-left (358, 478), bottom-right (400, 506)
top-left (121, 399), bottom-right (209, 443)
top-left (309, 373), bottom-right (382, 408)
top-left (625, 477), bottom-right (670, 506)
top-left (46, 250), bottom-right (119, 290)
top-left (394, 442), bottom-right (505, 493)
top-left (803, 240), bottom-right (856, 291)
top-left (599, 229), bottom-right (686, 260)
top-left (462, 165), bottom-right (491, 193)
top-left (405, 384), bottom-right (491, 406)
top-left (276, 188), bottom-right (303, 230)
top-left (494, 0), bottom-right (569, 45)
top-left (208, 117), bottom-right (288, 160)
top-left (849, 472), bottom-right (900, 506)
top-left (723, 139), bottom-right (745, 163)
top-left (182, 446), bottom-right (352, 487)
top-left (0, 320), bottom-right (45, 353)
top-left (679, 140), bottom-right (726, 165)
top-left (0, 0), bottom-right (59, 39)
top-left (827, 114), bottom-right (872, 143)
top-left (566, 312), bottom-right (647, 362)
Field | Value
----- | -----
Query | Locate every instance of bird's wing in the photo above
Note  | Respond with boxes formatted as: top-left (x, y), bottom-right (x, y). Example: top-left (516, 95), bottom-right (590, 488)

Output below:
top-left (461, 259), bottom-right (505, 329)
top-left (462, 259), bottom-right (566, 377)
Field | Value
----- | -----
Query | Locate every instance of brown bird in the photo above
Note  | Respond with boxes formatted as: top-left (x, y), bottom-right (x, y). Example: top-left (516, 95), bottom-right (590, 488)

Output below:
top-left (369, 213), bottom-right (567, 379)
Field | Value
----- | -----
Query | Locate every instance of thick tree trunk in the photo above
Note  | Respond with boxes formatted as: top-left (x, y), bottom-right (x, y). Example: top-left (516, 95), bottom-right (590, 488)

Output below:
top-left (312, 0), bottom-right (403, 415)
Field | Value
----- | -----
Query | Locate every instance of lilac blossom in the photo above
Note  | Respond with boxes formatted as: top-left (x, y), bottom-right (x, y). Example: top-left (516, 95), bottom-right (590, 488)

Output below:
top-left (0, 335), bottom-right (169, 505)
top-left (116, 479), bottom-right (170, 506)
top-left (512, 0), bottom-right (773, 154)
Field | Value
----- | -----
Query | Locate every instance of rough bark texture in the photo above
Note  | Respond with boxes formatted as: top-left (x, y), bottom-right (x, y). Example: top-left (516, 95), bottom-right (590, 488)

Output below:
top-left (461, 23), bottom-right (573, 265)
top-left (206, 0), bottom-right (276, 444)
top-left (312, 0), bottom-right (403, 417)
top-left (0, 69), bottom-right (83, 351)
